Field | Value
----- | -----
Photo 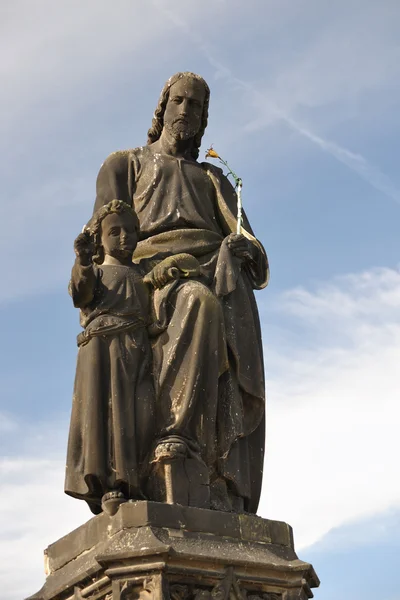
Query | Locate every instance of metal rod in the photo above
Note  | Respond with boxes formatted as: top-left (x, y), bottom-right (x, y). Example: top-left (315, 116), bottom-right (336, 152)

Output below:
top-left (236, 179), bottom-right (243, 234)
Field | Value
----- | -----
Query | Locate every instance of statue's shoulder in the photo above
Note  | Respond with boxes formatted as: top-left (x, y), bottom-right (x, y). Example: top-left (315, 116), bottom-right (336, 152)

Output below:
top-left (100, 147), bottom-right (141, 166)
top-left (200, 161), bottom-right (224, 179)
top-left (200, 161), bottom-right (236, 201)
top-left (98, 147), bottom-right (152, 178)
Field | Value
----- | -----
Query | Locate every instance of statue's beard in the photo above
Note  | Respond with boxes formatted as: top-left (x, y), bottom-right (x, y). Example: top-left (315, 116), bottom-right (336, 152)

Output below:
top-left (166, 118), bottom-right (198, 141)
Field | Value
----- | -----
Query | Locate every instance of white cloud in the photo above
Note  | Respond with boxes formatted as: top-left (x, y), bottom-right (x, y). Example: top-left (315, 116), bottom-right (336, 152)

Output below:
top-left (0, 455), bottom-right (88, 600)
top-left (307, 506), bottom-right (400, 554)
top-left (259, 267), bottom-right (400, 550)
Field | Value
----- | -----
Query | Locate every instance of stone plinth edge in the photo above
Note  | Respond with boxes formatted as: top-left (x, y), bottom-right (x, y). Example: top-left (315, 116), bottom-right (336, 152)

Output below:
top-left (27, 501), bottom-right (319, 600)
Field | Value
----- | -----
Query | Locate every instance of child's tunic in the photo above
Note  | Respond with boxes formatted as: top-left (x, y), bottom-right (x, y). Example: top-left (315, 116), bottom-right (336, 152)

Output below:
top-left (65, 262), bottom-right (154, 514)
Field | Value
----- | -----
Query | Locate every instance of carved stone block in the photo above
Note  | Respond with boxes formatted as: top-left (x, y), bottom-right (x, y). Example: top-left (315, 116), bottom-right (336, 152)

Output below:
top-left (26, 502), bottom-right (319, 600)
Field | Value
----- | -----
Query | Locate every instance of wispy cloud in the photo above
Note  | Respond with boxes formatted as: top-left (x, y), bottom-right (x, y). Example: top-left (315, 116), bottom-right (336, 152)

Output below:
top-left (261, 267), bottom-right (400, 549)
top-left (265, 115), bottom-right (400, 205)
top-left (154, 0), bottom-right (400, 205)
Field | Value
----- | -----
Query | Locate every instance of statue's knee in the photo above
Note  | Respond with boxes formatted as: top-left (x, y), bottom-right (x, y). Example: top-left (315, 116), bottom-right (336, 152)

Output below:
top-left (180, 281), bottom-right (219, 313)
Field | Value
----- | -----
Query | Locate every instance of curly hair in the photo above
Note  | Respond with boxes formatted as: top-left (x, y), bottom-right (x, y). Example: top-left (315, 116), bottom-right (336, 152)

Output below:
top-left (147, 72), bottom-right (210, 161)
top-left (88, 199), bottom-right (140, 264)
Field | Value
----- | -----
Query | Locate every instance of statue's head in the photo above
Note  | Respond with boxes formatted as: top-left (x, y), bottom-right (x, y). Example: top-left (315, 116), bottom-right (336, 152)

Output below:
top-left (147, 72), bottom-right (210, 160)
top-left (89, 199), bottom-right (140, 264)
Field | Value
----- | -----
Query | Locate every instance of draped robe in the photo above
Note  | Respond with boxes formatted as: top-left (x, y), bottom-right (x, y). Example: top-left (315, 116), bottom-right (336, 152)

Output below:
top-left (93, 145), bottom-right (269, 512)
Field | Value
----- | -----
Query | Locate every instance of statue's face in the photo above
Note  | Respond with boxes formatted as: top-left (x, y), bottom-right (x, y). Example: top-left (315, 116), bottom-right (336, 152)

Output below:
top-left (100, 211), bottom-right (138, 260)
top-left (163, 77), bottom-right (206, 141)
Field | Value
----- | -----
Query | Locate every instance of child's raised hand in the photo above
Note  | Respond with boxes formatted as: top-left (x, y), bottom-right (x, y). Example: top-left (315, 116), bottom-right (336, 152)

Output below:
top-left (74, 231), bottom-right (94, 266)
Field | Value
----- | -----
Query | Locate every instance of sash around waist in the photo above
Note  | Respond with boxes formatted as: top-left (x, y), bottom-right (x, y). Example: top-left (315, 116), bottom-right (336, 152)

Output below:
top-left (133, 229), bottom-right (223, 261)
top-left (77, 314), bottom-right (146, 347)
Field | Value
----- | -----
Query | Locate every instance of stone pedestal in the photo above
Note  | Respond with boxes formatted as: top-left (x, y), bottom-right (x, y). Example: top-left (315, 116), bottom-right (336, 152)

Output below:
top-left (27, 502), bottom-right (319, 600)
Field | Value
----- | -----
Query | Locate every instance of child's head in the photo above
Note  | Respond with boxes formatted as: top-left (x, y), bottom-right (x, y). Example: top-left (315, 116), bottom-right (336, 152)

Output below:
top-left (90, 200), bottom-right (140, 264)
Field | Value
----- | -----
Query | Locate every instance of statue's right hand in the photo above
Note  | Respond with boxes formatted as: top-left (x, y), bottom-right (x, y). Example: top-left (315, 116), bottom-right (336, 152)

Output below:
top-left (74, 232), bottom-right (94, 265)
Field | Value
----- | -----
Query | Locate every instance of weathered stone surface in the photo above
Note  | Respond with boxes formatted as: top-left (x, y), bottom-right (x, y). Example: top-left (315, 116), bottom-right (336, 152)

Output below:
top-left (28, 74), bottom-right (319, 600)
top-left (66, 73), bottom-right (270, 517)
top-left (27, 502), bottom-right (318, 600)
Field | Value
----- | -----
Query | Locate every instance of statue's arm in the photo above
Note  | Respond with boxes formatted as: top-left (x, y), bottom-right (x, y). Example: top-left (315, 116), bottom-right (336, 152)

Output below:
top-left (93, 150), bottom-right (136, 214)
top-left (69, 233), bottom-right (97, 308)
top-left (237, 208), bottom-right (270, 288)
top-left (210, 166), bottom-right (269, 288)
top-left (69, 262), bottom-right (97, 308)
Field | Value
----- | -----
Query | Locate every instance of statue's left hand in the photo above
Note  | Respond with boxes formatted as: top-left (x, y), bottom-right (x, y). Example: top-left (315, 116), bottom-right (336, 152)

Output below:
top-left (144, 254), bottom-right (200, 289)
top-left (226, 233), bottom-right (255, 262)
top-left (144, 263), bottom-right (178, 289)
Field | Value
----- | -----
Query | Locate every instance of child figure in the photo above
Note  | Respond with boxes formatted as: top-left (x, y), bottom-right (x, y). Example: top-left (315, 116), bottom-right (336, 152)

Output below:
top-left (65, 200), bottom-right (155, 515)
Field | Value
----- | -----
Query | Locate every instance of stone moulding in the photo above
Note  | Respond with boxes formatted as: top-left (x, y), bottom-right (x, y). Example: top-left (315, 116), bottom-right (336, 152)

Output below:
top-left (27, 501), bottom-right (319, 600)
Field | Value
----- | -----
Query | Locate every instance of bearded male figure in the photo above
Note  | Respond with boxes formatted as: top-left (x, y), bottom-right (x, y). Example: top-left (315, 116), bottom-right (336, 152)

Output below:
top-left (93, 72), bottom-right (269, 513)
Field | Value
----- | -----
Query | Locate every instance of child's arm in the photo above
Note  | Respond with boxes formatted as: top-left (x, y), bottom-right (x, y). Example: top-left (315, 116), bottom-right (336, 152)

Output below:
top-left (143, 253), bottom-right (200, 289)
top-left (69, 232), bottom-right (97, 308)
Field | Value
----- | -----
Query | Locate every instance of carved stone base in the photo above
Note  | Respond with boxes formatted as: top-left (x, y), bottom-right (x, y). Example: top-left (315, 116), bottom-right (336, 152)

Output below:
top-left (27, 502), bottom-right (319, 600)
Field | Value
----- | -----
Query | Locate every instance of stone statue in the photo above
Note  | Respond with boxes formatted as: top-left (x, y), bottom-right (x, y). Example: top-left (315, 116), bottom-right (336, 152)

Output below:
top-left (31, 79), bottom-right (321, 597)
top-left (66, 72), bottom-right (269, 515)
top-left (64, 200), bottom-right (155, 515)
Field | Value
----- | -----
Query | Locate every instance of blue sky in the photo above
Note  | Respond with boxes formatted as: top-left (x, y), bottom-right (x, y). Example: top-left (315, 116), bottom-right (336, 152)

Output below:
top-left (1, 1), bottom-right (399, 598)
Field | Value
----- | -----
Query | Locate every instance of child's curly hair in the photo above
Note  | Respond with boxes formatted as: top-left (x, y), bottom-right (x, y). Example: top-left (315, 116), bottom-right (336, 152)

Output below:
top-left (88, 199), bottom-right (140, 264)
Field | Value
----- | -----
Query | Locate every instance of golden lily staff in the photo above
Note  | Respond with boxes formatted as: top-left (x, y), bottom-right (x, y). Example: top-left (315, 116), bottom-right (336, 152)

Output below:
top-left (205, 146), bottom-right (243, 234)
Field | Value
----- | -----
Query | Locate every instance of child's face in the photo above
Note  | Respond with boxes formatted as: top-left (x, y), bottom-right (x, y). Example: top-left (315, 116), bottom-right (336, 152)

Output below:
top-left (100, 211), bottom-right (138, 260)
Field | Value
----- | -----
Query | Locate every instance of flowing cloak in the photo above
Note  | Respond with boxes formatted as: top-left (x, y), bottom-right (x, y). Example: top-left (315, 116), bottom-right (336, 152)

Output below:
top-left (65, 262), bottom-right (155, 514)
top-left (93, 146), bottom-right (269, 512)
